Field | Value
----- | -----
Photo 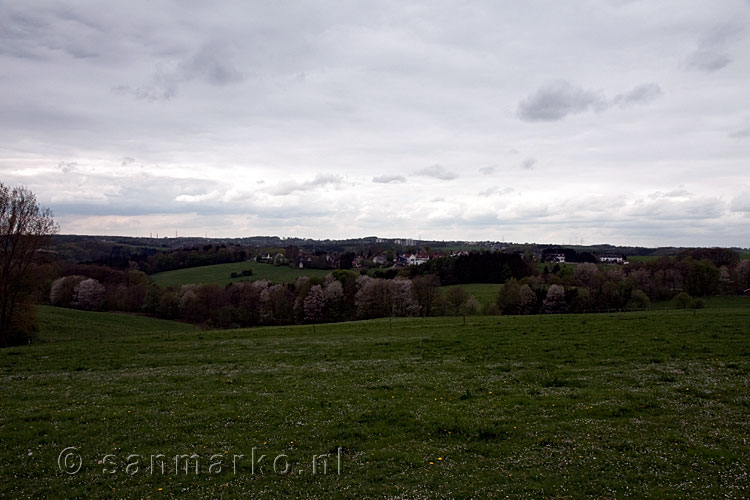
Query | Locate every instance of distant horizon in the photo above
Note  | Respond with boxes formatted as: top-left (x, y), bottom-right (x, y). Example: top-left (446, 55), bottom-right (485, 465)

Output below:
top-left (51, 232), bottom-right (750, 251)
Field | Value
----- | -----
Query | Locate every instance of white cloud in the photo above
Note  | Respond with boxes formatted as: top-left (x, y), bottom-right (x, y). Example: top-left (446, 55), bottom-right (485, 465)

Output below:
top-left (175, 191), bottom-right (220, 203)
top-left (266, 174), bottom-right (344, 196)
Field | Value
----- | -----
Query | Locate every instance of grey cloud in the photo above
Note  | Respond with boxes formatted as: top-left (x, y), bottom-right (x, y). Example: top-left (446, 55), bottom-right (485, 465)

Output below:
top-left (1, 1), bottom-right (748, 245)
top-left (517, 81), bottom-right (605, 122)
top-left (0, 6), bottom-right (103, 60)
top-left (177, 41), bottom-right (244, 86)
top-left (684, 23), bottom-right (743, 73)
top-left (730, 191), bottom-right (750, 212)
top-left (57, 161), bottom-right (78, 174)
top-left (372, 175), bottom-right (406, 184)
top-left (42, 172), bottom-right (228, 216)
top-left (520, 158), bottom-right (536, 170)
top-left (415, 165), bottom-right (458, 180)
top-left (115, 41), bottom-right (244, 102)
top-left (478, 186), bottom-right (513, 197)
top-left (112, 83), bottom-right (176, 102)
top-left (685, 50), bottom-right (732, 72)
top-left (520, 81), bottom-right (662, 122)
top-left (649, 189), bottom-right (691, 199)
top-left (729, 128), bottom-right (750, 139)
top-left (267, 174), bottom-right (343, 196)
top-left (628, 197), bottom-right (725, 220)
top-left (612, 83), bottom-right (663, 107)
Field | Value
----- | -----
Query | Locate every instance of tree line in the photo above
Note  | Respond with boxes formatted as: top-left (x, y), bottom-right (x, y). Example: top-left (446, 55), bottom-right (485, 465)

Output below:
top-left (2, 182), bottom-right (749, 346)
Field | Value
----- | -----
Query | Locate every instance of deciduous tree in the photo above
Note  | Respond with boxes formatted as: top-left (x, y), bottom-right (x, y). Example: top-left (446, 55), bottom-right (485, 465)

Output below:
top-left (0, 183), bottom-right (58, 346)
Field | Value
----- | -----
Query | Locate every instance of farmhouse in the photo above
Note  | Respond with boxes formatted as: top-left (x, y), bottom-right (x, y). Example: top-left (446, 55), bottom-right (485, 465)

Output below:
top-left (547, 253), bottom-right (566, 263)
top-left (405, 252), bottom-right (430, 265)
top-left (598, 253), bottom-right (625, 264)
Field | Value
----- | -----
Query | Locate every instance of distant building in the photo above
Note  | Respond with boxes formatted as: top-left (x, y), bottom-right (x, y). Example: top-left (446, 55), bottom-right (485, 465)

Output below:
top-left (548, 253), bottom-right (566, 263)
top-left (598, 254), bottom-right (625, 264)
top-left (405, 252), bottom-right (430, 265)
top-left (373, 254), bottom-right (388, 265)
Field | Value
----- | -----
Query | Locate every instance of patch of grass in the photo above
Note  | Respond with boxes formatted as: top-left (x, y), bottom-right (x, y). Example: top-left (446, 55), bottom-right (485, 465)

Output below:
top-left (150, 261), bottom-right (332, 286)
top-left (441, 283), bottom-right (501, 307)
top-left (34, 305), bottom-right (197, 342)
top-left (1, 307), bottom-right (749, 498)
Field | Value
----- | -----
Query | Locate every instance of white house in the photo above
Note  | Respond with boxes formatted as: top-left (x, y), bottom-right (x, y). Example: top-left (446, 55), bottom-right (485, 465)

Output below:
top-left (406, 253), bottom-right (430, 265)
top-left (599, 254), bottom-right (624, 264)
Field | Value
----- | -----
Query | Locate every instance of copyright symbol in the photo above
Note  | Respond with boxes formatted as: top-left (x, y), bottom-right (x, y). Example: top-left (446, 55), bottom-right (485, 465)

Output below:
top-left (58, 446), bottom-right (82, 475)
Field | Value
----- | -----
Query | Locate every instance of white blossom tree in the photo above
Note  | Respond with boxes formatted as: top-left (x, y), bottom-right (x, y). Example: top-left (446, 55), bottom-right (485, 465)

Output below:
top-left (73, 278), bottom-right (106, 310)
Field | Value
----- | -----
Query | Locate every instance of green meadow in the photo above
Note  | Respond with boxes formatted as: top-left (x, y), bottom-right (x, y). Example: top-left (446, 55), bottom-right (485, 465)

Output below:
top-left (1, 305), bottom-right (748, 498)
top-left (150, 261), bottom-right (332, 287)
top-left (441, 283), bottom-right (501, 308)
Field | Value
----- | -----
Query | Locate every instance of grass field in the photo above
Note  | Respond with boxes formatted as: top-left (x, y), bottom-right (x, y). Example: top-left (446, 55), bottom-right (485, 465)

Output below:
top-left (150, 261), bottom-right (332, 287)
top-left (35, 305), bottom-right (197, 342)
top-left (2, 306), bottom-right (748, 498)
top-left (441, 283), bottom-right (501, 308)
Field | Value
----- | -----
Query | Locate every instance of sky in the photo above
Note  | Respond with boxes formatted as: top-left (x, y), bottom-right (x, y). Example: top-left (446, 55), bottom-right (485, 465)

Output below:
top-left (1, 0), bottom-right (749, 247)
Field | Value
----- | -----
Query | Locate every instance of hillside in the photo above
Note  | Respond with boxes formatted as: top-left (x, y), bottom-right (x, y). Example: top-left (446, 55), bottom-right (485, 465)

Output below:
top-left (2, 307), bottom-right (748, 498)
top-left (150, 261), bottom-right (332, 286)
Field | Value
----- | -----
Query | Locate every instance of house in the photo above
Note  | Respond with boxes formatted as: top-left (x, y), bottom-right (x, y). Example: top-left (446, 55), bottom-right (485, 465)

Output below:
top-left (548, 253), bottom-right (566, 263)
top-left (372, 254), bottom-right (388, 265)
top-left (353, 256), bottom-right (366, 268)
top-left (405, 252), bottom-right (430, 265)
top-left (256, 253), bottom-right (274, 264)
top-left (599, 253), bottom-right (624, 264)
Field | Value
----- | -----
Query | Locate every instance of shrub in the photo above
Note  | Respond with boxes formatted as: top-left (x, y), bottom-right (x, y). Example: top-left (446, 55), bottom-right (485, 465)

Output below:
top-left (673, 291), bottom-right (693, 309)
top-left (627, 289), bottom-right (651, 310)
top-left (50, 275), bottom-right (86, 307)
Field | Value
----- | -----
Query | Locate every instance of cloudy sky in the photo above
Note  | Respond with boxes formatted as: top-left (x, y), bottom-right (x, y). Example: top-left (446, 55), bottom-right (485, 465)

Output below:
top-left (2, 0), bottom-right (749, 246)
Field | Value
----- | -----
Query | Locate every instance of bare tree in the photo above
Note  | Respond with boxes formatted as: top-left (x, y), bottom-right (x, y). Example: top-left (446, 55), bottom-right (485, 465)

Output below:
top-left (445, 286), bottom-right (469, 315)
top-left (0, 183), bottom-right (58, 346)
top-left (412, 274), bottom-right (441, 317)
